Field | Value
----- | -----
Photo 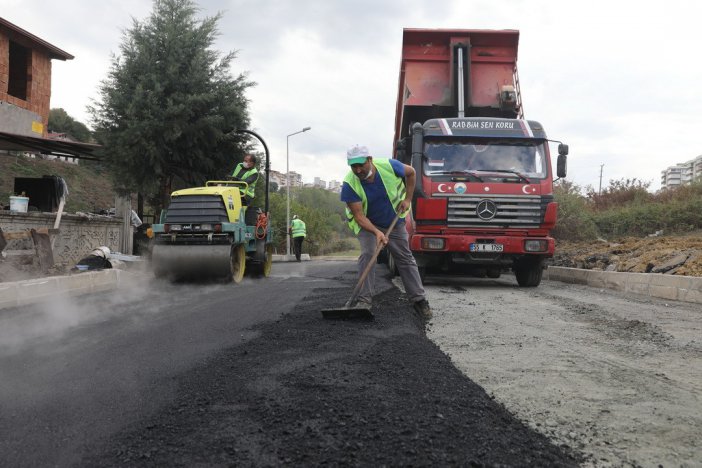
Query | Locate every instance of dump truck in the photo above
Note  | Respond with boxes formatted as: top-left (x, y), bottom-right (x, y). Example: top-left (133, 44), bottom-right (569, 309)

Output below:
top-left (150, 130), bottom-right (274, 282)
top-left (389, 28), bottom-right (568, 287)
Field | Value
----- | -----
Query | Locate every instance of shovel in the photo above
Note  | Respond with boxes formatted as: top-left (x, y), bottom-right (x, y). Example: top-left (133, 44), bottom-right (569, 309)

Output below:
top-left (321, 213), bottom-right (401, 320)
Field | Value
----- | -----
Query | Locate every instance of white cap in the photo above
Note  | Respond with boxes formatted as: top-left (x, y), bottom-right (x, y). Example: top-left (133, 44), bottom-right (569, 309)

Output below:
top-left (347, 145), bottom-right (370, 165)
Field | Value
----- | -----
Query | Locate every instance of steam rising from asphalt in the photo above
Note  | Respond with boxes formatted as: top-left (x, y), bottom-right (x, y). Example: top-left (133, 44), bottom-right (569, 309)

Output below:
top-left (0, 272), bottom-right (227, 356)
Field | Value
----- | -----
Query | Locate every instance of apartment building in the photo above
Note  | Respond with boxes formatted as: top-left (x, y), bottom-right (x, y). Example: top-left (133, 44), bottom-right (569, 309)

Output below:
top-left (661, 155), bottom-right (702, 189)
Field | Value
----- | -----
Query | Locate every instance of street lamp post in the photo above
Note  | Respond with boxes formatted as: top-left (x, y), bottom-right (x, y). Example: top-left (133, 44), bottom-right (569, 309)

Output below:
top-left (286, 126), bottom-right (311, 258)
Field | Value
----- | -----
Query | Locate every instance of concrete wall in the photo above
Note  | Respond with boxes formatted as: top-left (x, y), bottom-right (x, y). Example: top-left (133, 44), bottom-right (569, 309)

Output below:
top-left (1, 211), bottom-right (123, 267)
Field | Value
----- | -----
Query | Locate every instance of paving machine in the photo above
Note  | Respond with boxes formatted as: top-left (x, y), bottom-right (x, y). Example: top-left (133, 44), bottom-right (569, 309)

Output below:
top-left (150, 130), bottom-right (274, 282)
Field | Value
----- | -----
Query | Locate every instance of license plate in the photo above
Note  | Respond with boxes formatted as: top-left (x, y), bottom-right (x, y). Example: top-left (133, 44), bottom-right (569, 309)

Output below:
top-left (470, 243), bottom-right (504, 252)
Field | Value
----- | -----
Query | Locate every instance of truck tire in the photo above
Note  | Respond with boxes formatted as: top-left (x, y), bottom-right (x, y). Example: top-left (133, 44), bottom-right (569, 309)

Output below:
top-left (486, 267), bottom-right (502, 279)
top-left (515, 263), bottom-right (543, 287)
top-left (387, 252), bottom-right (399, 277)
top-left (418, 266), bottom-right (426, 284)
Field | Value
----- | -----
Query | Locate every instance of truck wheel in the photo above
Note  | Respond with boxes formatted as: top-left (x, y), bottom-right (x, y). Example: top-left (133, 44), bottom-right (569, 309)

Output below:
top-left (418, 266), bottom-right (426, 284)
top-left (387, 252), bottom-right (399, 277)
top-left (486, 267), bottom-right (501, 279)
top-left (515, 263), bottom-right (543, 287)
top-left (229, 244), bottom-right (246, 283)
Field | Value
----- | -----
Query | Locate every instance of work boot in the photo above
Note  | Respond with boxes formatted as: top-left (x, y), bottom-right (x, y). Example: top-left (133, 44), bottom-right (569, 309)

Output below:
top-left (413, 299), bottom-right (432, 320)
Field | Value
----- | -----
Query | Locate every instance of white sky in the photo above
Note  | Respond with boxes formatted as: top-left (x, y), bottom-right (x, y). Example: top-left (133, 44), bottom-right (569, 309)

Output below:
top-left (4, 0), bottom-right (702, 190)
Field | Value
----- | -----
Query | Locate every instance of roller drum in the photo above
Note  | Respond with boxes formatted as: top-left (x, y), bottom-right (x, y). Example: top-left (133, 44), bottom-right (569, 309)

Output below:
top-left (152, 244), bottom-right (235, 279)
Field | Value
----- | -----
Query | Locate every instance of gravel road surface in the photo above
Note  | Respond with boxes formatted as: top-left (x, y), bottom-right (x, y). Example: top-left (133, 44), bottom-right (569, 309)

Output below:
top-left (420, 274), bottom-right (702, 467)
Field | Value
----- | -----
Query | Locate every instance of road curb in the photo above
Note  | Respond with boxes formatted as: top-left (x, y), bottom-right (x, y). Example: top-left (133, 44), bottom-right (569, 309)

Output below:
top-left (545, 266), bottom-right (702, 304)
top-left (0, 269), bottom-right (126, 310)
top-left (4, 264), bottom-right (699, 311)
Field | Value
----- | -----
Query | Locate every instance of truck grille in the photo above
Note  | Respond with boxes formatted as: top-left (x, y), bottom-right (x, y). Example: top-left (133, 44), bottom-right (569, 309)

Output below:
top-left (443, 194), bottom-right (545, 228)
top-left (164, 195), bottom-right (230, 224)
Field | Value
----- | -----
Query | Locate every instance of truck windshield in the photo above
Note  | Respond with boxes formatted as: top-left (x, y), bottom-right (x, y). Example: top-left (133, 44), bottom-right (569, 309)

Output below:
top-left (423, 140), bottom-right (548, 180)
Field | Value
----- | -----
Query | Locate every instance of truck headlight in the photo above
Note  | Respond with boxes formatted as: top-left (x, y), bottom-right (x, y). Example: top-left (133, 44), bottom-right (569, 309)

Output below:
top-left (524, 239), bottom-right (547, 252)
top-left (421, 238), bottom-right (446, 250)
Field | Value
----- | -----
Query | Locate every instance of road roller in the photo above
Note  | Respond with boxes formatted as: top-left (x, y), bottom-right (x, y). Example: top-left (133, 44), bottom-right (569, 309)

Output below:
top-left (150, 180), bottom-right (273, 282)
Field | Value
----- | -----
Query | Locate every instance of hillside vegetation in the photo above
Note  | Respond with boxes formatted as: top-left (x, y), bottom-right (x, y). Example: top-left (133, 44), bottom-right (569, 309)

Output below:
top-left (0, 155), bottom-right (116, 213)
top-left (552, 178), bottom-right (702, 276)
top-left (553, 178), bottom-right (702, 241)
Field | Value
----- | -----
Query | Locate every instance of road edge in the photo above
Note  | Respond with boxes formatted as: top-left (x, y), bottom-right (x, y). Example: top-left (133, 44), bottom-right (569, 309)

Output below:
top-left (545, 266), bottom-right (702, 304)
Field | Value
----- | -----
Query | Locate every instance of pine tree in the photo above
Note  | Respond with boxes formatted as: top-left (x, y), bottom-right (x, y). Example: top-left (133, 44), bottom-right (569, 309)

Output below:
top-left (90, 0), bottom-right (254, 211)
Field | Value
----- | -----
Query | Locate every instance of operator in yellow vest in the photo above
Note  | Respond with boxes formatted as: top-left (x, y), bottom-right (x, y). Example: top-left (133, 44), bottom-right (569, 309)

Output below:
top-left (230, 154), bottom-right (259, 206)
top-left (289, 214), bottom-right (307, 262)
top-left (340, 144), bottom-right (432, 320)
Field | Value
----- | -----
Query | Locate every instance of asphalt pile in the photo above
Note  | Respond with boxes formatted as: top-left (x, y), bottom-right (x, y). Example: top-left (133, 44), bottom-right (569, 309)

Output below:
top-left (84, 271), bottom-right (580, 466)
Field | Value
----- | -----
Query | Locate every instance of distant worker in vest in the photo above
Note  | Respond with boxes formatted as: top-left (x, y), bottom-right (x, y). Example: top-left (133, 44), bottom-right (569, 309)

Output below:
top-left (230, 153), bottom-right (259, 206)
top-left (289, 215), bottom-right (307, 262)
top-left (340, 144), bottom-right (432, 320)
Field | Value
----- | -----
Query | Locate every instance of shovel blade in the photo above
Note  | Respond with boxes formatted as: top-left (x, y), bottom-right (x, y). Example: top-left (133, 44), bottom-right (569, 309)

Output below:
top-left (321, 307), bottom-right (374, 320)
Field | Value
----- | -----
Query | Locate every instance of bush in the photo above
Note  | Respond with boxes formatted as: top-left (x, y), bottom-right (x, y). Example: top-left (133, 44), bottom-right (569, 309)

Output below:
top-left (552, 181), bottom-right (598, 241)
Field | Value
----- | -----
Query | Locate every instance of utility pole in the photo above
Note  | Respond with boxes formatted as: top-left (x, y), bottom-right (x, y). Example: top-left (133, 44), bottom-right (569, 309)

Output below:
top-left (598, 164), bottom-right (604, 195)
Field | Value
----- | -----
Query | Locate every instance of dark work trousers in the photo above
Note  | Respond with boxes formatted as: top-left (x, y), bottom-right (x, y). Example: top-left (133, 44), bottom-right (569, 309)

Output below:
top-left (293, 236), bottom-right (305, 261)
top-left (357, 221), bottom-right (425, 305)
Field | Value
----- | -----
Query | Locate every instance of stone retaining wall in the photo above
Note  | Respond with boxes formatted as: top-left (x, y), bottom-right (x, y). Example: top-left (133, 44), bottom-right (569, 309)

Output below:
top-left (1, 211), bottom-right (123, 267)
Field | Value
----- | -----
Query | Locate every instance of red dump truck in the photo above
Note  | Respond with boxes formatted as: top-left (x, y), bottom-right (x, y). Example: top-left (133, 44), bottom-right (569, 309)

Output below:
top-left (389, 28), bottom-right (568, 287)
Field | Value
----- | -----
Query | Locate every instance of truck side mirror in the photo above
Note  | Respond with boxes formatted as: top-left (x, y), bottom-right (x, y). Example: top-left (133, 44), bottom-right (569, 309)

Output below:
top-left (556, 154), bottom-right (567, 178)
top-left (558, 143), bottom-right (569, 156)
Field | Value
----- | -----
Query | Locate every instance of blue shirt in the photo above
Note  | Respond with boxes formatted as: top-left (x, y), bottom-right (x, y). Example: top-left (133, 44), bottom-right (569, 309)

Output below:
top-left (340, 159), bottom-right (406, 228)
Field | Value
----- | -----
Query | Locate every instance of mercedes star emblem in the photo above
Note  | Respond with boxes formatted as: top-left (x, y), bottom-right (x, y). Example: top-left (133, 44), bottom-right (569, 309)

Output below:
top-left (476, 199), bottom-right (497, 220)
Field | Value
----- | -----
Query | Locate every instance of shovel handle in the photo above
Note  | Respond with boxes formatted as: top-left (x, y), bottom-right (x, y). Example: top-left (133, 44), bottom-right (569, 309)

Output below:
top-left (346, 213), bottom-right (402, 307)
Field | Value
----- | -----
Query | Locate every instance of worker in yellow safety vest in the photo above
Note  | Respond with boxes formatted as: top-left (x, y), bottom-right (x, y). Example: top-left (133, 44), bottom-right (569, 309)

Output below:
top-left (340, 144), bottom-right (432, 320)
top-left (289, 215), bottom-right (307, 262)
top-left (230, 154), bottom-right (259, 205)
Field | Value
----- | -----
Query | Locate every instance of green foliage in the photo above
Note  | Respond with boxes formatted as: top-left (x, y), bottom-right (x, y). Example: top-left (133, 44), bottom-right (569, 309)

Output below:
top-left (594, 180), bottom-right (702, 237)
top-left (553, 178), bottom-right (702, 240)
top-left (552, 180), bottom-right (598, 241)
top-left (48, 108), bottom-right (92, 142)
top-left (262, 188), bottom-right (353, 255)
top-left (585, 178), bottom-right (652, 210)
top-left (89, 0), bottom-right (254, 212)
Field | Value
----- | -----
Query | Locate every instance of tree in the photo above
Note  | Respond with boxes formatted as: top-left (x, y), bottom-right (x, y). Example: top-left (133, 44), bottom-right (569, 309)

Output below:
top-left (48, 108), bottom-right (92, 142)
top-left (89, 0), bottom-right (254, 212)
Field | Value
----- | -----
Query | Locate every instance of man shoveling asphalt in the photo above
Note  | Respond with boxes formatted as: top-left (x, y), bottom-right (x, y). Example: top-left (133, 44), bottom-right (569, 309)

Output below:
top-left (340, 144), bottom-right (432, 320)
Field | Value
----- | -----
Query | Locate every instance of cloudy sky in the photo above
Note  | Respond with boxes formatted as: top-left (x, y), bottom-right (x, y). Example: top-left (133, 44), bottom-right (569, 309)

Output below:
top-left (4, 0), bottom-right (701, 190)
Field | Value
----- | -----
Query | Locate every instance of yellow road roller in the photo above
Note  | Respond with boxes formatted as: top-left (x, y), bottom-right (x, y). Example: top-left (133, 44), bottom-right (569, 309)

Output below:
top-left (150, 180), bottom-right (273, 282)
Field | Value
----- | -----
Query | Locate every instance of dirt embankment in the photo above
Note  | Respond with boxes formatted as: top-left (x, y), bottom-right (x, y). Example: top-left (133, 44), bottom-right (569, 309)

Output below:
top-left (552, 235), bottom-right (702, 277)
